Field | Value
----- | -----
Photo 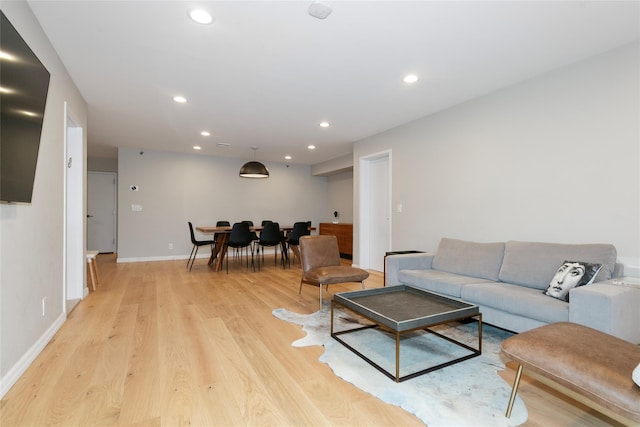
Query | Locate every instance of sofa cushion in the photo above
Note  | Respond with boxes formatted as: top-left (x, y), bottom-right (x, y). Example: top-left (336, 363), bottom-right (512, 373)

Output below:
top-left (431, 238), bottom-right (505, 281)
top-left (397, 269), bottom-right (496, 298)
top-left (498, 241), bottom-right (617, 290)
top-left (461, 282), bottom-right (569, 324)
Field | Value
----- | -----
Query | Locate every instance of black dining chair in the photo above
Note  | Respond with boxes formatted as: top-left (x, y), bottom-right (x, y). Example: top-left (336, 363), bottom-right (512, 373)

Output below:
top-left (256, 221), bottom-right (285, 270)
top-left (286, 221), bottom-right (311, 267)
top-left (214, 220), bottom-right (230, 244)
top-left (242, 220), bottom-right (260, 249)
top-left (213, 221), bottom-right (231, 254)
top-left (224, 222), bottom-right (255, 273)
top-left (187, 221), bottom-right (216, 271)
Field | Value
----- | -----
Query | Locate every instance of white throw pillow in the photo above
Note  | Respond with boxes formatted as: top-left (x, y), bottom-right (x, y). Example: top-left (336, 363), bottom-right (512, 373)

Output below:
top-left (543, 260), bottom-right (602, 302)
top-left (633, 363), bottom-right (640, 387)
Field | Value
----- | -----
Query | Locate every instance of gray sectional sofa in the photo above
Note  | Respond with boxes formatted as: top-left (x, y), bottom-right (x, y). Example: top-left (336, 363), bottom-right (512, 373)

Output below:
top-left (385, 238), bottom-right (640, 344)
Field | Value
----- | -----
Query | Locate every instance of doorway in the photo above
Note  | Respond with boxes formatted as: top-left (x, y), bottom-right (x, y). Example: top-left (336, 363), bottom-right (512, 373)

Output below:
top-left (64, 104), bottom-right (84, 310)
top-left (359, 150), bottom-right (391, 271)
top-left (87, 172), bottom-right (117, 253)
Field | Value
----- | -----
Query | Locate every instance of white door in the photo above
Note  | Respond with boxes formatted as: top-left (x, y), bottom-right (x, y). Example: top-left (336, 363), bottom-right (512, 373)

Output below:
top-left (359, 151), bottom-right (391, 271)
top-left (87, 172), bottom-right (117, 252)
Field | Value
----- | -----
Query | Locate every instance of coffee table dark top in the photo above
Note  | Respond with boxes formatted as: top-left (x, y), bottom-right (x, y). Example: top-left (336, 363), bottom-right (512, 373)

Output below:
top-left (333, 285), bottom-right (479, 332)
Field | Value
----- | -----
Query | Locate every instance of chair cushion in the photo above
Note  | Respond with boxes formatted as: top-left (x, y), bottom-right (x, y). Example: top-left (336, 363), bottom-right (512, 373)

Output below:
top-left (303, 266), bottom-right (369, 285)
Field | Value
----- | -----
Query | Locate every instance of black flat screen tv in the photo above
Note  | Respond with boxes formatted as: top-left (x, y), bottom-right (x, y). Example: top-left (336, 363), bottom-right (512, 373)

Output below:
top-left (1, 11), bottom-right (51, 204)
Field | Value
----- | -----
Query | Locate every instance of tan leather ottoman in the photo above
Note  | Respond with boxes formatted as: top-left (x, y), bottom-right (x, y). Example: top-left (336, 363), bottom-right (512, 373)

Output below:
top-left (501, 322), bottom-right (640, 425)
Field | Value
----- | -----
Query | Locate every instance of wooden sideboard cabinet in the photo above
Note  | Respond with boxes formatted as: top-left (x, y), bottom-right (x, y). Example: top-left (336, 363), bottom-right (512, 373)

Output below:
top-left (319, 223), bottom-right (353, 259)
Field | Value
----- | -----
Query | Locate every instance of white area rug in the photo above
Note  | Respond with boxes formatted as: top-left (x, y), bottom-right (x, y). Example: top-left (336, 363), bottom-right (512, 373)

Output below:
top-left (273, 305), bottom-right (528, 427)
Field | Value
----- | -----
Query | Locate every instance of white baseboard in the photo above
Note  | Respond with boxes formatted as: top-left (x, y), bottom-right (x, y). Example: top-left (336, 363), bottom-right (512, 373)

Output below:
top-left (0, 312), bottom-right (66, 399)
top-left (117, 254), bottom-right (197, 263)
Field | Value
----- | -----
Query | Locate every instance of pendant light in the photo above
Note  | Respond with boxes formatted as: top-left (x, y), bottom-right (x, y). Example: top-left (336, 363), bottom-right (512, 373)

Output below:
top-left (239, 147), bottom-right (269, 178)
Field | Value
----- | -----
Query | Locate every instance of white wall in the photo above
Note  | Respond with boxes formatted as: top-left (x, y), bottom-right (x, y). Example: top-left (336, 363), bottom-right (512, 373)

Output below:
top-left (354, 43), bottom-right (640, 276)
top-left (0, 3), bottom-right (88, 396)
top-left (311, 153), bottom-right (352, 176)
top-left (117, 148), bottom-right (328, 261)
top-left (327, 170), bottom-right (354, 223)
top-left (87, 156), bottom-right (118, 173)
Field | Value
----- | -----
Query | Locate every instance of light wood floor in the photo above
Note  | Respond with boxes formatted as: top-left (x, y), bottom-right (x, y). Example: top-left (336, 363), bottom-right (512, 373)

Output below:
top-left (0, 253), bottom-right (622, 426)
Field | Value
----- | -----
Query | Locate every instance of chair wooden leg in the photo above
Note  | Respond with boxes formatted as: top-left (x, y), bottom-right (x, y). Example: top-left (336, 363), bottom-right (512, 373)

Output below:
top-left (88, 265), bottom-right (96, 292)
top-left (225, 245), bottom-right (230, 274)
top-left (87, 258), bottom-right (97, 291)
top-left (319, 283), bottom-right (323, 310)
top-left (85, 251), bottom-right (100, 292)
top-left (278, 246), bottom-right (282, 268)
top-left (250, 246), bottom-right (255, 272)
top-left (92, 258), bottom-right (100, 286)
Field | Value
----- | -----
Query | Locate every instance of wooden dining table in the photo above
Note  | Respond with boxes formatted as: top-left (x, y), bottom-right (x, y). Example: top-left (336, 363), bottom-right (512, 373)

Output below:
top-left (196, 224), bottom-right (315, 272)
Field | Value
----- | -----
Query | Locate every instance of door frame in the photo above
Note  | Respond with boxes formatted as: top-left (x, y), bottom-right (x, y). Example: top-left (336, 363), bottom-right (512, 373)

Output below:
top-left (63, 102), bottom-right (86, 309)
top-left (358, 149), bottom-right (392, 270)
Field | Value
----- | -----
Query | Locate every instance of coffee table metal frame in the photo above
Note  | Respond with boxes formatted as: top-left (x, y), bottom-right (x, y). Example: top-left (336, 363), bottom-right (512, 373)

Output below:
top-left (331, 285), bottom-right (482, 382)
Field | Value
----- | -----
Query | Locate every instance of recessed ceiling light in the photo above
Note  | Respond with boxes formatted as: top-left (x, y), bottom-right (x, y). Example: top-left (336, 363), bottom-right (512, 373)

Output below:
top-left (308, 1), bottom-right (332, 19)
top-left (403, 74), bottom-right (419, 84)
top-left (319, 121), bottom-right (330, 128)
top-left (193, 145), bottom-right (202, 150)
top-left (284, 155), bottom-right (292, 160)
top-left (216, 142), bottom-right (230, 147)
top-left (189, 9), bottom-right (214, 25)
top-left (308, 145), bottom-right (316, 150)
top-left (200, 131), bottom-right (210, 136)
top-left (0, 50), bottom-right (16, 61)
top-left (173, 95), bottom-right (187, 103)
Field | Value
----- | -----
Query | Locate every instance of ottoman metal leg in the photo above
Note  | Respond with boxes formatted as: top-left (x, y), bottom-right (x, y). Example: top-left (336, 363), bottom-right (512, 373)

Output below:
top-left (506, 364), bottom-right (523, 418)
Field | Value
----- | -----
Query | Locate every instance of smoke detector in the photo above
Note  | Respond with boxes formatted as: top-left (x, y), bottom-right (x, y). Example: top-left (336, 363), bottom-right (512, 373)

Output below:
top-left (308, 1), bottom-right (332, 19)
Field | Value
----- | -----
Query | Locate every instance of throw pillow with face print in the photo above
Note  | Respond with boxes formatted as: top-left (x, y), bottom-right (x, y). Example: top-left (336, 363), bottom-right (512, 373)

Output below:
top-left (544, 260), bottom-right (602, 302)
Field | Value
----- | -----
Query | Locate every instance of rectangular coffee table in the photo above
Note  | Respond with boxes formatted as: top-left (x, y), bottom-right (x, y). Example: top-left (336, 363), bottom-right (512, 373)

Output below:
top-left (331, 285), bottom-right (482, 382)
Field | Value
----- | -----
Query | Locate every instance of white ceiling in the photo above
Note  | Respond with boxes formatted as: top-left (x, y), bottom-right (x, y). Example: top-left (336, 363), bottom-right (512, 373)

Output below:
top-left (28, 1), bottom-right (639, 165)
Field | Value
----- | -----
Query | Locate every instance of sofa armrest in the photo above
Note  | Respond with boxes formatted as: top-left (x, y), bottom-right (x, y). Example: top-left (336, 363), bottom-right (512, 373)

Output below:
top-left (385, 252), bottom-right (435, 286)
top-left (569, 283), bottom-right (640, 344)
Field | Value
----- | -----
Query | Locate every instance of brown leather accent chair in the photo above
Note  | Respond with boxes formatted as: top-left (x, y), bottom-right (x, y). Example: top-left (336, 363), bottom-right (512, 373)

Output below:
top-left (299, 235), bottom-right (369, 309)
